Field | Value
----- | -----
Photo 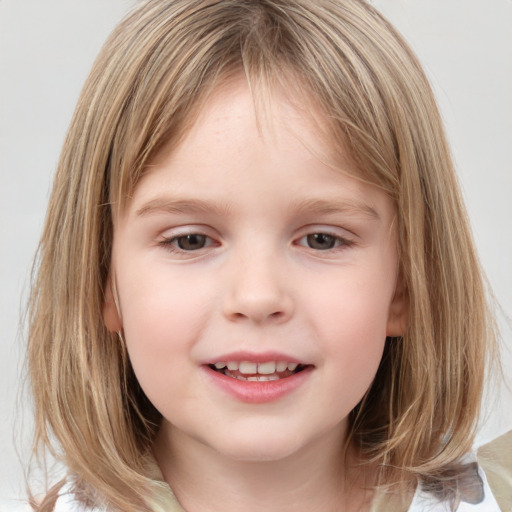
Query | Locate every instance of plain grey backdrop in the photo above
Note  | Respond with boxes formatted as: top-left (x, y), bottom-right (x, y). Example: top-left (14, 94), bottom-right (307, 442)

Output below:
top-left (1, 1), bottom-right (511, 510)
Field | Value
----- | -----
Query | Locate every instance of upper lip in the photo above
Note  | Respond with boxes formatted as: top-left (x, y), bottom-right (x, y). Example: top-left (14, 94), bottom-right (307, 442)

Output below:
top-left (203, 351), bottom-right (306, 365)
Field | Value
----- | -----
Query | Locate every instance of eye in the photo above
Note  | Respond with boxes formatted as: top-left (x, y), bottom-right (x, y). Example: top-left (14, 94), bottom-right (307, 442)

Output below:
top-left (161, 233), bottom-right (213, 251)
top-left (306, 233), bottom-right (336, 250)
top-left (297, 232), bottom-right (353, 251)
top-left (176, 234), bottom-right (208, 250)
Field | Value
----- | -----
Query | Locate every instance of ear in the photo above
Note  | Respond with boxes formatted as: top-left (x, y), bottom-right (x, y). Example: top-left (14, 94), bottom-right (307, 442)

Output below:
top-left (103, 275), bottom-right (123, 332)
top-left (386, 272), bottom-right (408, 337)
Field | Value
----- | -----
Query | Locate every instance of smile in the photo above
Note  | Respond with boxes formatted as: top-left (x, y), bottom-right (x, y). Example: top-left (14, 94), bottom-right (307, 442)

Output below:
top-left (203, 352), bottom-right (313, 403)
top-left (209, 361), bottom-right (307, 381)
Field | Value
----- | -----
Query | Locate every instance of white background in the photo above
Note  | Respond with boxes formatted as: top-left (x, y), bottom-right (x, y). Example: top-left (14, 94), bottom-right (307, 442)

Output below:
top-left (1, 1), bottom-right (511, 510)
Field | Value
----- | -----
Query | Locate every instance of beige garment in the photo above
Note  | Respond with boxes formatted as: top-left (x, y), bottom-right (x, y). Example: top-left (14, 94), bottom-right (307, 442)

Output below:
top-left (478, 429), bottom-right (512, 511)
top-left (151, 431), bottom-right (512, 511)
top-left (369, 488), bottom-right (412, 512)
top-left (370, 430), bottom-right (512, 511)
top-left (54, 431), bottom-right (512, 511)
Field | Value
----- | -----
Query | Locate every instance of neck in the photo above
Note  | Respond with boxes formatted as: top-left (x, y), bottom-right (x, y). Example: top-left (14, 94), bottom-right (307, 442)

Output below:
top-left (153, 426), bottom-right (374, 512)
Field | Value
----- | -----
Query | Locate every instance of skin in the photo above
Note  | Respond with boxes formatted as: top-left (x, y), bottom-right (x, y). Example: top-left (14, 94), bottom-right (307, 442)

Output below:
top-left (105, 78), bottom-right (407, 512)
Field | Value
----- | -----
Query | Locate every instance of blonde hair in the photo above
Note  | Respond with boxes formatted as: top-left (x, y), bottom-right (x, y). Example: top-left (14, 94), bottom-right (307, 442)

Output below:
top-left (27, 0), bottom-right (497, 510)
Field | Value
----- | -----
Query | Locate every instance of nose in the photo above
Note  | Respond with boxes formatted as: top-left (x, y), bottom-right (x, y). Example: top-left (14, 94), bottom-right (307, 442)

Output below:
top-left (222, 249), bottom-right (294, 325)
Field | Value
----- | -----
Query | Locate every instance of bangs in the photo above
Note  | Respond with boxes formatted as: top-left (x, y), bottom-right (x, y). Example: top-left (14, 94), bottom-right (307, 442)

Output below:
top-left (102, 0), bottom-right (415, 216)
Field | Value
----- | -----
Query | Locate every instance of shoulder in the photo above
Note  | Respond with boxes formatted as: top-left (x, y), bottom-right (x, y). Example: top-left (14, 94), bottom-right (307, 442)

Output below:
top-left (407, 431), bottom-right (512, 512)
top-left (408, 462), bottom-right (502, 511)
top-left (51, 473), bottom-right (184, 512)
top-left (478, 429), bottom-right (512, 511)
top-left (52, 482), bottom-right (102, 512)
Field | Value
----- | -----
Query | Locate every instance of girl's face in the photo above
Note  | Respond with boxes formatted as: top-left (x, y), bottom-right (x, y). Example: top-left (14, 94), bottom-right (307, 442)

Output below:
top-left (106, 78), bottom-right (406, 464)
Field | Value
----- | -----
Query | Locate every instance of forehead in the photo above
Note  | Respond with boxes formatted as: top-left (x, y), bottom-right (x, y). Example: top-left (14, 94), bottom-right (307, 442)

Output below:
top-left (122, 76), bottom-right (394, 227)
top-left (148, 75), bottom-right (353, 181)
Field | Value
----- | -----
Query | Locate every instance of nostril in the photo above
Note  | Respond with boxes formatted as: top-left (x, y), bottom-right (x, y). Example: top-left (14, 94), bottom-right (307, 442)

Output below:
top-left (222, 287), bottom-right (294, 324)
top-left (231, 310), bottom-right (284, 321)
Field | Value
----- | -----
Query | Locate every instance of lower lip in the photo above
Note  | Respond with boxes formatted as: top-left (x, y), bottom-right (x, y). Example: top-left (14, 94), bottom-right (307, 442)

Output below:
top-left (203, 366), bottom-right (313, 404)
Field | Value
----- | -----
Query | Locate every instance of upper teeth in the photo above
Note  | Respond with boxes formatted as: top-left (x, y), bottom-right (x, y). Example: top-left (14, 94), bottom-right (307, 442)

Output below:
top-left (213, 361), bottom-right (299, 374)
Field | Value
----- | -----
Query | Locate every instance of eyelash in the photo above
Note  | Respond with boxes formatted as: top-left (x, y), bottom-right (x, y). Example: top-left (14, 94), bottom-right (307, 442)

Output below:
top-left (159, 233), bottom-right (216, 253)
top-left (295, 232), bottom-right (354, 252)
top-left (158, 230), bottom-right (354, 254)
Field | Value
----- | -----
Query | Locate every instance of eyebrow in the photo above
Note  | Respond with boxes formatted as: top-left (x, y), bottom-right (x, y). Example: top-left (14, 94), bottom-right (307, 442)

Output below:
top-left (288, 198), bottom-right (381, 221)
top-left (136, 197), bottom-right (380, 220)
top-left (136, 198), bottom-right (233, 217)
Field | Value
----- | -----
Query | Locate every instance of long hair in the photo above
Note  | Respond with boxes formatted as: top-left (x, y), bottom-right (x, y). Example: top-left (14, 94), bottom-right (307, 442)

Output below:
top-left (27, 0), bottom-right (497, 509)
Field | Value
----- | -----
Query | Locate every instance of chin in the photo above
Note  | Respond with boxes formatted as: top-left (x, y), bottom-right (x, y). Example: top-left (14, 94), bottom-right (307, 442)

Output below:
top-left (206, 429), bottom-right (310, 463)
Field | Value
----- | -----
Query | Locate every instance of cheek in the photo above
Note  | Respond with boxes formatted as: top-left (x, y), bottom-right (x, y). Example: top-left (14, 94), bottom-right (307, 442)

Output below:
top-left (119, 292), bottom-right (203, 415)
top-left (306, 264), bottom-right (394, 343)
top-left (303, 265), bottom-right (394, 400)
top-left (324, 300), bottom-right (386, 389)
top-left (116, 265), bottom-right (216, 392)
top-left (119, 261), bottom-right (213, 340)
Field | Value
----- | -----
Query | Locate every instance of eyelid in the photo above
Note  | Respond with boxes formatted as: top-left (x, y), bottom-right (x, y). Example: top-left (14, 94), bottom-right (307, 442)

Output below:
top-left (166, 234), bottom-right (214, 249)
top-left (158, 224), bottom-right (216, 239)
top-left (293, 226), bottom-right (357, 252)
top-left (157, 226), bottom-right (220, 254)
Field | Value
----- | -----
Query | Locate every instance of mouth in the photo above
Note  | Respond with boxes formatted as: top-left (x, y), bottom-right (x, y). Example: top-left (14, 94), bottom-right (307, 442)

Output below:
top-left (208, 361), bottom-right (309, 382)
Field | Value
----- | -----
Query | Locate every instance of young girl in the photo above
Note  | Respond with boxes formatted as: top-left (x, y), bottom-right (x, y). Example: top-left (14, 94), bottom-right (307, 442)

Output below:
top-left (27, 0), bottom-right (510, 511)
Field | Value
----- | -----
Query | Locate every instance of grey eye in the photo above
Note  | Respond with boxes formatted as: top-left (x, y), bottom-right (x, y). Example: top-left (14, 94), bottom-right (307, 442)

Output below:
top-left (175, 234), bottom-right (208, 250)
top-left (306, 233), bottom-right (337, 250)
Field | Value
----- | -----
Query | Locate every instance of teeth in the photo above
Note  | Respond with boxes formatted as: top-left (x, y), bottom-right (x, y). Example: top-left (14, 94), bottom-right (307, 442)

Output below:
top-left (213, 360), bottom-right (303, 375)
top-left (257, 361), bottom-right (276, 374)
top-left (245, 375), bottom-right (280, 381)
top-left (276, 361), bottom-right (288, 372)
top-left (239, 361), bottom-right (258, 374)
